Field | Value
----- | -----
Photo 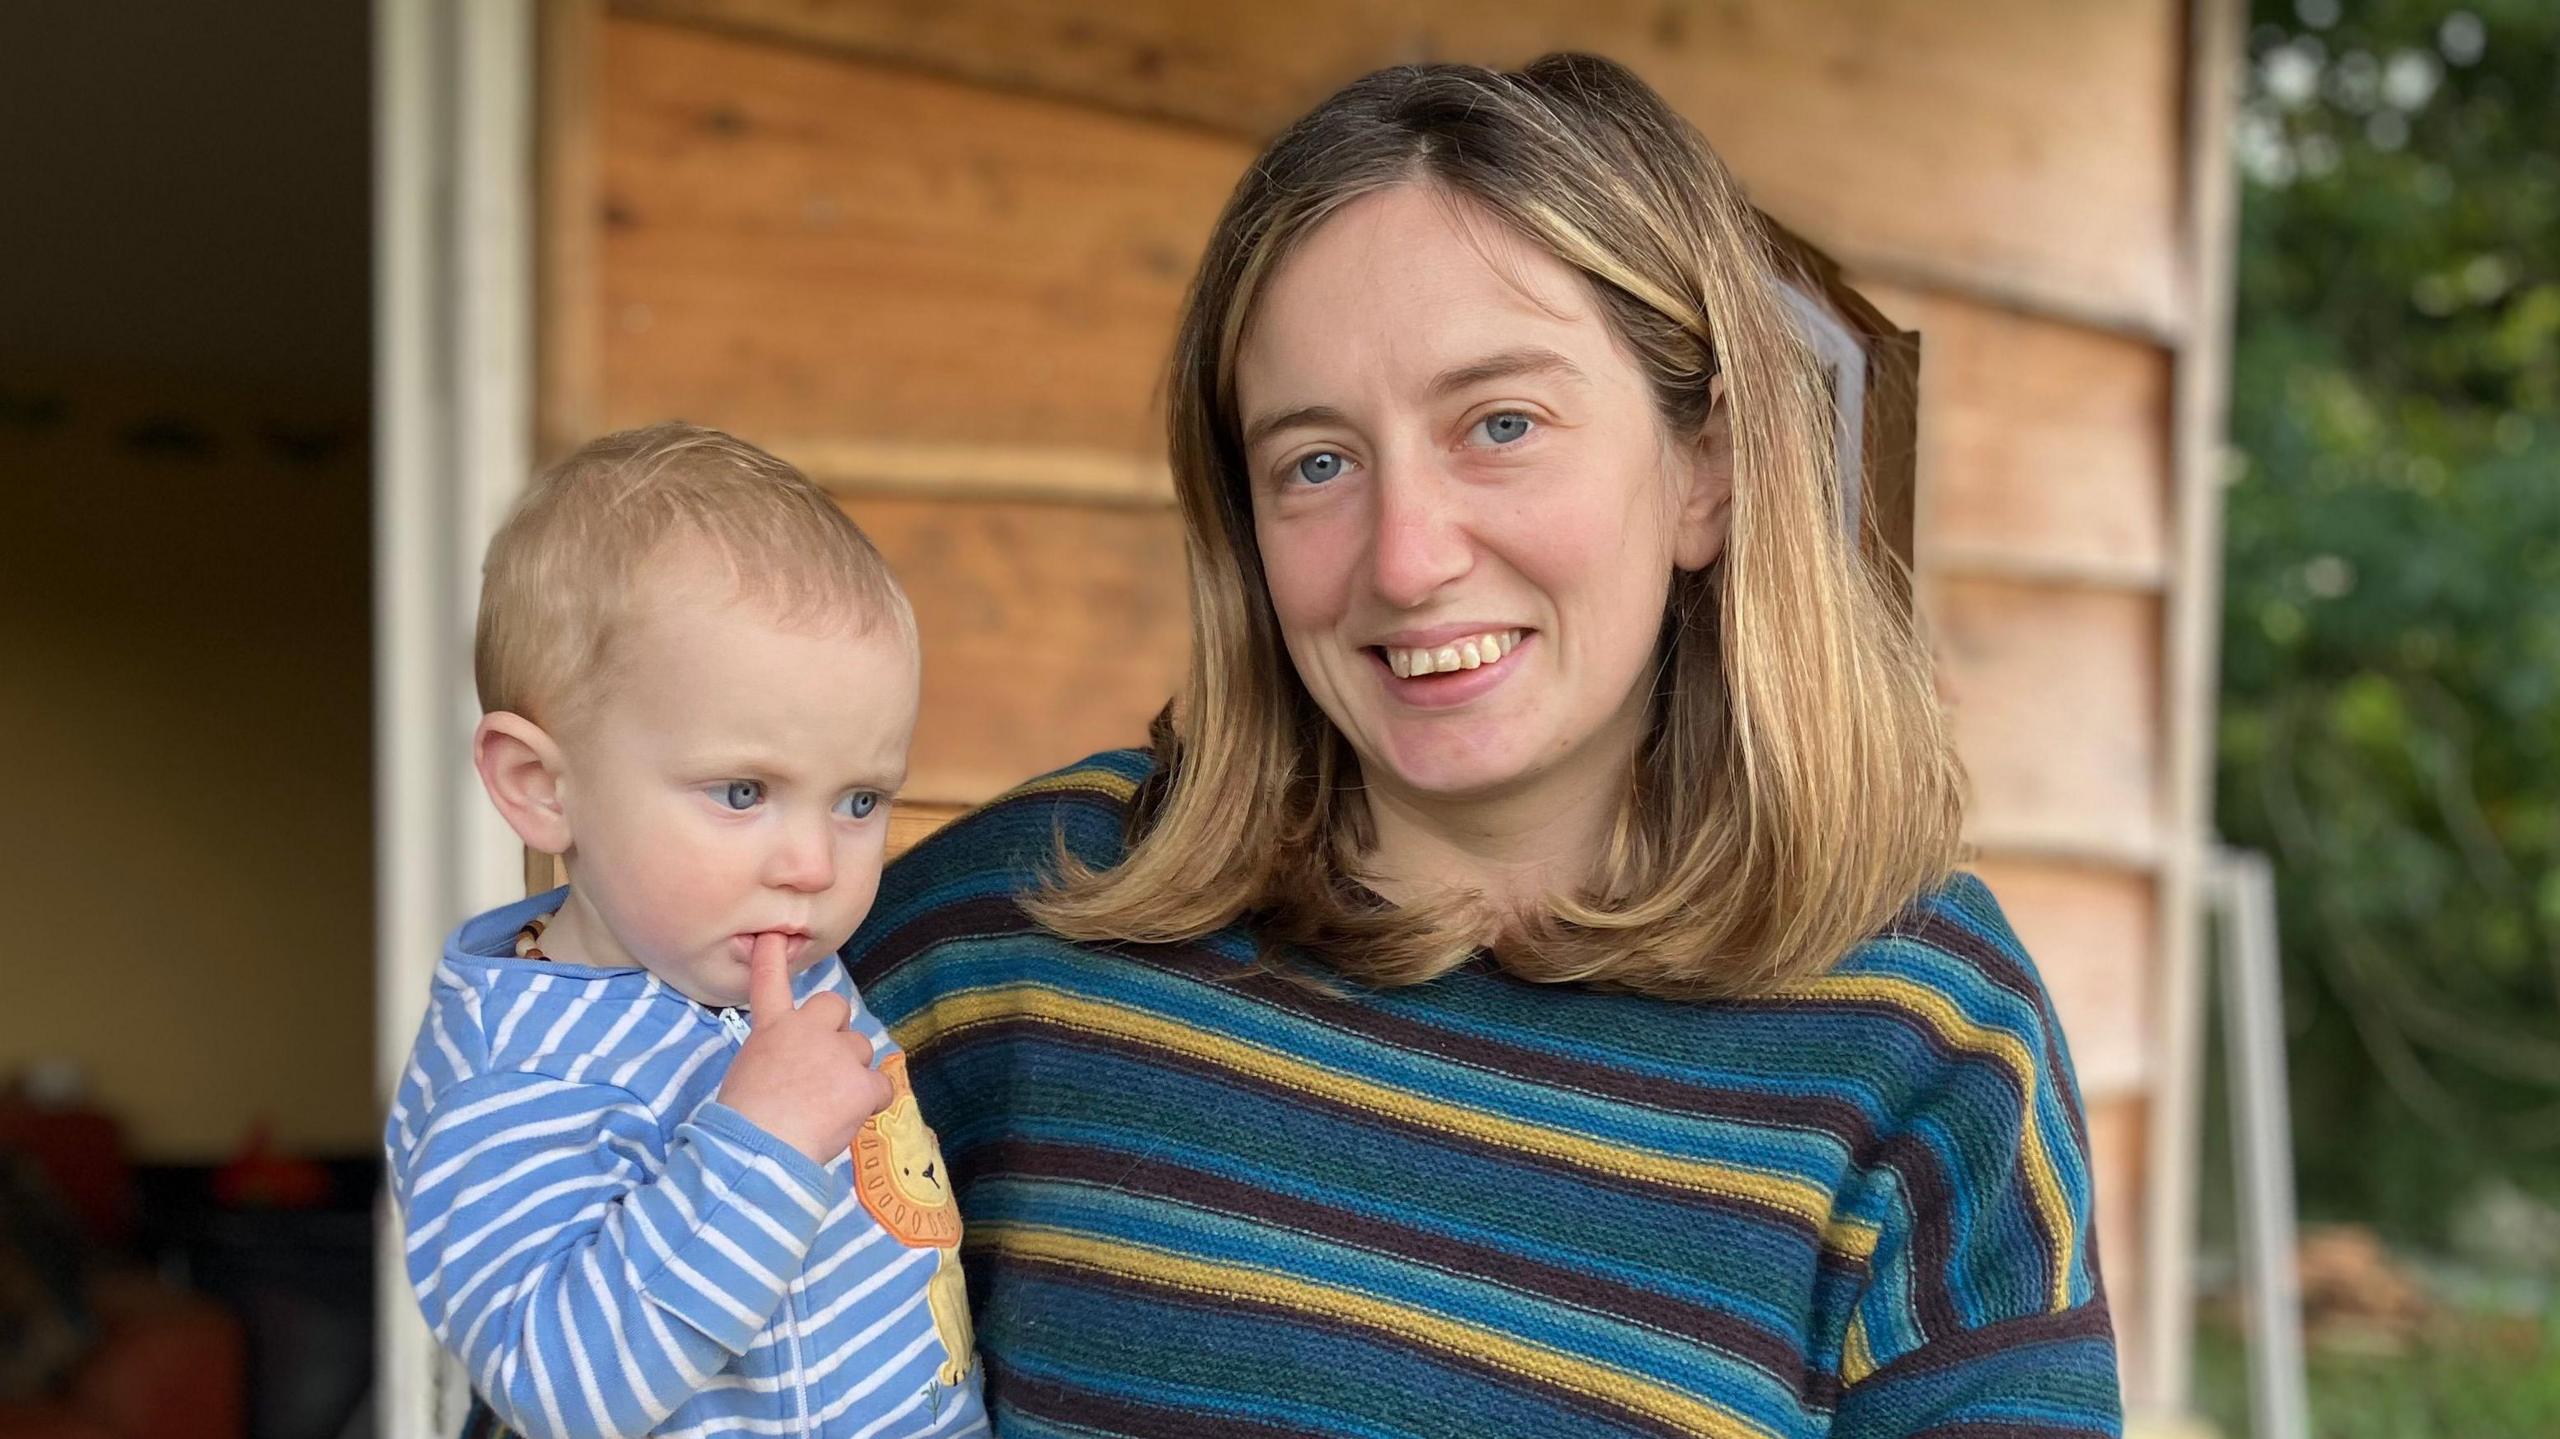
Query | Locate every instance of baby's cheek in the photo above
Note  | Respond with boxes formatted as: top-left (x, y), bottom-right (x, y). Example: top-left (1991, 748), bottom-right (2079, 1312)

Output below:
top-left (828, 857), bottom-right (887, 942)
top-left (631, 838), bottom-right (740, 941)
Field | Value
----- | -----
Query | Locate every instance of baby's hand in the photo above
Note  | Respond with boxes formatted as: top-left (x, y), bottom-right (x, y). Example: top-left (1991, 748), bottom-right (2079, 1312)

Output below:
top-left (716, 933), bottom-right (893, 1164)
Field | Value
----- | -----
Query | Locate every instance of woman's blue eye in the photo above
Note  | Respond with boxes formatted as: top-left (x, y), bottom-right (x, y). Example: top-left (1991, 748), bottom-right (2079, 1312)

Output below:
top-left (714, 780), bottom-right (764, 811)
top-left (835, 791), bottom-right (881, 820)
top-left (1476, 412), bottom-right (1534, 445)
top-left (1294, 451), bottom-right (1346, 485)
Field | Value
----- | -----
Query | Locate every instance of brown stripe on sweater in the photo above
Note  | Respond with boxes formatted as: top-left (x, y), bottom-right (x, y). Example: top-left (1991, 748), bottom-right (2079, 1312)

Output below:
top-left (985, 1253), bottom-right (1710, 1439)
top-left (976, 1136), bottom-right (1824, 1396)
top-left (988, 1367), bottom-right (1337, 1439)
top-left (931, 1015), bottom-right (1835, 1240)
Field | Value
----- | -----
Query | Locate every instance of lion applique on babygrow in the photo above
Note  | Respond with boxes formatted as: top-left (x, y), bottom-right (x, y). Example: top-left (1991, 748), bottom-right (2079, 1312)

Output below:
top-left (853, 1052), bottom-right (976, 1389)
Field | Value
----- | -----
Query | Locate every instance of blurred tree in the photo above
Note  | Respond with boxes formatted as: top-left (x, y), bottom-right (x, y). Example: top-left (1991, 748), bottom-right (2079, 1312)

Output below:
top-left (2220, 0), bottom-right (2560, 1236)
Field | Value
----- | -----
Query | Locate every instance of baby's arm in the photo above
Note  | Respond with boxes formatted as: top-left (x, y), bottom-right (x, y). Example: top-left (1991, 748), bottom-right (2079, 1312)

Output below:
top-left (392, 1069), bottom-right (847, 1439)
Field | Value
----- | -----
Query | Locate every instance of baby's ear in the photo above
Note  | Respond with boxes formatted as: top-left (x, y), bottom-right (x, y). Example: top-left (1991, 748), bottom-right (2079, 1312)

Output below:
top-left (473, 712), bottom-right (572, 855)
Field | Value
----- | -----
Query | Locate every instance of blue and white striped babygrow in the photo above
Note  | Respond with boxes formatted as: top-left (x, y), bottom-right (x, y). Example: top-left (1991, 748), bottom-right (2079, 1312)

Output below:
top-left (386, 887), bottom-right (988, 1439)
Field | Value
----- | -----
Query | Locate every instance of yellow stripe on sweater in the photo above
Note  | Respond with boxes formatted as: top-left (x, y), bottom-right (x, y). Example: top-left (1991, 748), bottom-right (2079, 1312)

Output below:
top-left (978, 1222), bottom-right (1782, 1439)
top-left (1841, 1310), bottom-right (1878, 1385)
top-left (1775, 972), bottom-right (2077, 1310)
top-left (922, 983), bottom-right (1838, 1226)
top-left (1003, 766), bottom-right (1139, 804)
top-left (1826, 1215), bottom-right (1881, 1263)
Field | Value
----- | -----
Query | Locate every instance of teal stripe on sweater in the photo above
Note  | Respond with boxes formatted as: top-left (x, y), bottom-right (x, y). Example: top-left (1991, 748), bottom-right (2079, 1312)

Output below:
top-left (834, 750), bottom-right (2121, 1439)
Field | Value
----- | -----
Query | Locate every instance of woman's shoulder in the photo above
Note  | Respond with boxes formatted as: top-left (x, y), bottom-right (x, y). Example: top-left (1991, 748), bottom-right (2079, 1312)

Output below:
top-left (1805, 870), bottom-right (2073, 1054)
top-left (1780, 872), bottom-right (2098, 1218)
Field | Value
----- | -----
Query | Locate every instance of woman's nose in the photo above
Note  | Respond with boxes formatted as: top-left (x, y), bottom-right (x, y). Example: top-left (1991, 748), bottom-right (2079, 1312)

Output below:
top-left (1367, 462), bottom-right (1473, 609)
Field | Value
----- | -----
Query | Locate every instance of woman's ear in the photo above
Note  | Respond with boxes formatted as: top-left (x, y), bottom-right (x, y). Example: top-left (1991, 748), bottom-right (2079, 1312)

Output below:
top-left (1672, 374), bottom-right (1735, 572)
top-left (473, 711), bottom-right (573, 855)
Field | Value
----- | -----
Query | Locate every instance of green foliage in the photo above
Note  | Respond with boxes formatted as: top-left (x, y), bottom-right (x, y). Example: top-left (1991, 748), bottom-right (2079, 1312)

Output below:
top-left (2193, 1310), bottom-right (2560, 1439)
top-left (2220, 0), bottom-right (2560, 1234)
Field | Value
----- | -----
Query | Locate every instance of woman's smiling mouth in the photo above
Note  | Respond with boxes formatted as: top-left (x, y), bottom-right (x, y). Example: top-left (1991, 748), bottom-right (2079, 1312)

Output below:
top-left (1377, 628), bottom-right (1526, 678)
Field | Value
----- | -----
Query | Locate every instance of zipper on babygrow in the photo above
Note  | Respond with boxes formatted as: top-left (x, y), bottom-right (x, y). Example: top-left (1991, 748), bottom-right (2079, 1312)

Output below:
top-left (713, 1001), bottom-right (813, 1428)
top-left (784, 1289), bottom-right (813, 1433)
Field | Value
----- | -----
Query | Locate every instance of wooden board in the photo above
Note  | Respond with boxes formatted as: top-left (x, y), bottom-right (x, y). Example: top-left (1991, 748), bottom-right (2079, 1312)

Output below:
top-left (617, 0), bottom-right (2187, 337)
top-left (2087, 1093), bottom-right (2151, 1394)
top-left (593, 17), bottom-right (1246, 482)
top-left (1924, 577), bottom-right (2163, 864)
top-left (863, 498), bottom-right (2177, 833)
top-left (2143, 0), bottom-right (2251, 1416)
top-left (537, 6), bottom-right (2206, 1418)
top-left (889, 798), bottom-right (968, 858)
top-left (1868, 282), bottom-right (2174, 589)
top-left (540, 0), bottom-right (608, 454)
top-left (844, 494), bottom-right (1188, 804)
top-left (1971, 857), bottom-right (2157, 1099)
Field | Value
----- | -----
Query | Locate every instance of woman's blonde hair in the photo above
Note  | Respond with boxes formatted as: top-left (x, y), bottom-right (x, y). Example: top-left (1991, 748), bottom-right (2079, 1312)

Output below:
top-left (476, 421), bottom-right (913, 731)
top-left (1032, 55), bottom-right (1963, 999)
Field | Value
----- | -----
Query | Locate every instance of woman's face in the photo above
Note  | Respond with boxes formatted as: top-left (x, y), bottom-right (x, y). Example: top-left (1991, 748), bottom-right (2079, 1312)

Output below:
top-left (1237, 184), bottom-right (1729, 808)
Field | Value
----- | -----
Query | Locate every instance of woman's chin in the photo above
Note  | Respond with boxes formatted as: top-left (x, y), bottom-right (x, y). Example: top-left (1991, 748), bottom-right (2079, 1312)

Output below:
top-left (1368, 727), bottom-right (1549, 803)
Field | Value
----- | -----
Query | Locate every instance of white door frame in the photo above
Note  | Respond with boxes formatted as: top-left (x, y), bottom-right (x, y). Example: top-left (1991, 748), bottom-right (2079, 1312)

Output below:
top-left (373, 1), bottom-right (536, 1433)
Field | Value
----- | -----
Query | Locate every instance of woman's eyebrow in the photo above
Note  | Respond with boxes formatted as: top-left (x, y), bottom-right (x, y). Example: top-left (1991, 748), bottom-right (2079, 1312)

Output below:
top-left (1428, 346), bottom-right (1589, 398)
top-left (1242, 403), bottom-right (1352, 452)
top-left (1242, 348), bottom-right (1589, 450)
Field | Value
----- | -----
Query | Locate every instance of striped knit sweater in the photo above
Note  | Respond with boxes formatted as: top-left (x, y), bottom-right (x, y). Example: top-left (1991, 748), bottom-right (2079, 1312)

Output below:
top-left (839, 750), bottom-right (2122, 1438)
top-left (390, 887), bottom-right (990, 1439)
top-left (463, 749), bottom-right (2122, 1439)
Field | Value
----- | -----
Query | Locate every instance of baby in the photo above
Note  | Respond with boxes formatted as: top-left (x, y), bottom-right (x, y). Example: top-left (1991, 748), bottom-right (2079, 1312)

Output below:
top-left (385, 423), bottom-right (985, 1438)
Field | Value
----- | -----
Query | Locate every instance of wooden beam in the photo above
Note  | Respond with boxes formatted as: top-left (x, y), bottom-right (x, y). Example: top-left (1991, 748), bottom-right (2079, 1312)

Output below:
top-left (2143, 0), bottom-right (2247, 1416)
top-left (617, 0), bottom-right (2188, 338)
top-left (889, 799), bottom-right (970, 859)
top-left (590, 18), bottom-right (1243, 468)
top-left (2087, 1094), bottom-right (2153, 1402)
top-left (789, 438), bottom-right (1174, 509)
top-left (1920, 549), bottom-right (2173, 595)
top-left (1971, 857), bottom-right (2159, 1100)
top-left (1925, 577), bottom-right (2166, 866)
top-left (1867, 281), bottom-right (2174, 592)
top-left (845, 494), bottom-right (1188, 807)
top-left (537, 0), bottom-right (606, 460)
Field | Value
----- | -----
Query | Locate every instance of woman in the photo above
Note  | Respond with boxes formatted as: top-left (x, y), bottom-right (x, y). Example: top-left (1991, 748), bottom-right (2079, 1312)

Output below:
top-left (477, 52), bottom-right (2117, 1439)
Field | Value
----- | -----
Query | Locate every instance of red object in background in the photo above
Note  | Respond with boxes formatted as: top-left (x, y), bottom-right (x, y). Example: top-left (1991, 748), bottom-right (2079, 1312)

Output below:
top-left (0, 1274), bottom-right (247, 1439)
top-left (0, 1097), bottom-right (133, 1249)
top-left (210, 1120), bottom-right (329, 1210)
top-left (0, 1095), bottom-right (247, 1439)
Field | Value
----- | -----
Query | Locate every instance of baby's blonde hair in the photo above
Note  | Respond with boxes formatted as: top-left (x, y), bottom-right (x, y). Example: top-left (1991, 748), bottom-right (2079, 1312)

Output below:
top-left (475, 422), bottom-right (913, 729)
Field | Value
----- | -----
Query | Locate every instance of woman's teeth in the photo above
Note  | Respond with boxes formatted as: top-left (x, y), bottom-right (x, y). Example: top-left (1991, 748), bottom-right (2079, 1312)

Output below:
top-left (1383, 629), bottom-right (1524, 678)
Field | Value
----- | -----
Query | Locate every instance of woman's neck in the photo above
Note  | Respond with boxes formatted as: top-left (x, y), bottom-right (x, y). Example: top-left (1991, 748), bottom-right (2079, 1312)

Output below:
top-left (1357, 724), bottom-right (1640, 916)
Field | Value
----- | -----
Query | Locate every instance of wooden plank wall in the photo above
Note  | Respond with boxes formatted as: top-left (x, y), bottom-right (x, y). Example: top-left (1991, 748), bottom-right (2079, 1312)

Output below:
top-left (540, 0), bottom-right (2218, 1416)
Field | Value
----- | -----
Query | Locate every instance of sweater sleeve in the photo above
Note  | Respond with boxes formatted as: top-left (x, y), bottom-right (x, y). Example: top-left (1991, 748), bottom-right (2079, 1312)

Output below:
top-left (1828, 888), bottom-right (2124, 1438)
top-left (391, 1071), bottom-right (850, 1439)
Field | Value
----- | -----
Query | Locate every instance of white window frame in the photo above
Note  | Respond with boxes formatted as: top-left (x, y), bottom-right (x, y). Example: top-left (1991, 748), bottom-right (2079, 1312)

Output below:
top-left (373, 2), bottom-right (535, 1434)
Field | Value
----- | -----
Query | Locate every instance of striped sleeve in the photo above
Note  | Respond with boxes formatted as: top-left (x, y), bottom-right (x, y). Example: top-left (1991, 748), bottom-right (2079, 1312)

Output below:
top-left (1829, 881), bottom-right (2122, 1437)
top-left (390, 1070), bottom-right (850, 1439)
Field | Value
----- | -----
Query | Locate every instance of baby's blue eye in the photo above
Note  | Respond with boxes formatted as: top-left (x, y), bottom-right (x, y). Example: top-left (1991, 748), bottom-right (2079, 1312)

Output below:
top-left (1475, 412), bottom-right (1534, 445)
top-left (1294, 451), bottom-right (1346, 485)
top-left (713, 780), bottom-right (764, 811)
top-left (835, 791), bottom-right (881, 820)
